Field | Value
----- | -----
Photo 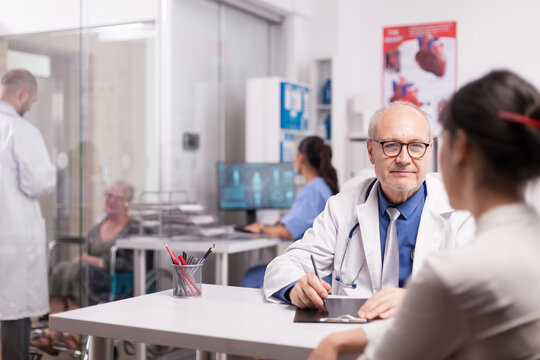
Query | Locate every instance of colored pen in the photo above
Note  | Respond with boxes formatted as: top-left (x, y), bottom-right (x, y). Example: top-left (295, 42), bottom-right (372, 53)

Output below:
top-left (177, 253), bottom-right (187, 266)
top-left (199, 244), bottom-right (215, 264)
top-left (164, 242), bottom-right (180, 265)
top-left (166, 252), bottom-right (189, 294)
top-left (310, 253), bottom-right (328, 313)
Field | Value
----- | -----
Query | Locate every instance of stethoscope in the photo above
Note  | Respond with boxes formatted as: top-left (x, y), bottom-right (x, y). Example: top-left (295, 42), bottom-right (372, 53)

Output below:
top-left (334, 180), bottom-right (416, 289)
top-left (334, 223), bottom-right (362, 288)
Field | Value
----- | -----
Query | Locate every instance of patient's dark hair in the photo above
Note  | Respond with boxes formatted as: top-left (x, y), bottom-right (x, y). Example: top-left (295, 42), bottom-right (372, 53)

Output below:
top-left (439, 70), bottom-right (540, 185)
top-left (298, 136), bottom-right (339, 194)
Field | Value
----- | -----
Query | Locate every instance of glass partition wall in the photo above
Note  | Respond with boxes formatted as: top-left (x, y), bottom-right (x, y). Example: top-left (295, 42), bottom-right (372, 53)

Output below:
top-left (0, 0), bottom-right (274, 311)
top-left (2, 22), bottom-right (157, 308)
top-left (2, 30), bottom-right (90, 309)
top-left (5, 23), bottom-right (157, 234)
top-left (165, 0), bottom-right (271, 215)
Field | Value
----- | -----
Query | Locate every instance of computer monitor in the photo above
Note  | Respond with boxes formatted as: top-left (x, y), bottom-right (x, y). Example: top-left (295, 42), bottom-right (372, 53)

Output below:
top-left (217, 162), bottom-right (296, 223)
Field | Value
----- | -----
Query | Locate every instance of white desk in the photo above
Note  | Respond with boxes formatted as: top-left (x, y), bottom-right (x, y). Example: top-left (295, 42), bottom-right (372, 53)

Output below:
top-left (116, 235), bottom-right (282, 295)
top-left (50, 285), bottom-right (360, 360)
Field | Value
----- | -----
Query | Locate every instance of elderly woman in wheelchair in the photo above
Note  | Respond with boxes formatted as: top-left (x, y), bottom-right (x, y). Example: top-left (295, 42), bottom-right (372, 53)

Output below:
top-left (31, 180), bottom-right (142, 355)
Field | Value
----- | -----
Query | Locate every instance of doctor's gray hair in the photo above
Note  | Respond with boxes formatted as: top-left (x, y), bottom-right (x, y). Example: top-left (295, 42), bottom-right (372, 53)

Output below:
top-left (368, 101), bottom-right (432, 140)
top-left (108, 180), bottom-right (135, 202)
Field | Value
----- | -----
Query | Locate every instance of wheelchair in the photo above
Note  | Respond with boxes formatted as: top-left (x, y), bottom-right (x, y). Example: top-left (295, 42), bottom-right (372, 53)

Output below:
top-left (30, 236), bottom-right (174, 359)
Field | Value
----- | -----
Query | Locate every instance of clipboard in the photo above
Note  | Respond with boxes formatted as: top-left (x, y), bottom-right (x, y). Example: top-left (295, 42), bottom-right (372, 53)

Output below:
top-left (294, 296), bottom-right (368, 323)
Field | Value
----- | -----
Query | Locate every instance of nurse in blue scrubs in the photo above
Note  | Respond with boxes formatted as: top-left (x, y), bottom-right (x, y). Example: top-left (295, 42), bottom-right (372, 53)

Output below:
top-left (240, 136), bottom-right (339, 288)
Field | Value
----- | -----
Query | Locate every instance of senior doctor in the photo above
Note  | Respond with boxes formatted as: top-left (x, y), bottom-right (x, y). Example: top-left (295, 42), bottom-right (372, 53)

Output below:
top-left (263, 102), bottom-right (473, 320)
top-left (0, 69), bottom-right (56, 360)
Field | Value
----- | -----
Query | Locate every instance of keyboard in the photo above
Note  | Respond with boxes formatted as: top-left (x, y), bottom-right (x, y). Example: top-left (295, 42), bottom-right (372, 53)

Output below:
top-left (233, 225), bottom-right (253, 234)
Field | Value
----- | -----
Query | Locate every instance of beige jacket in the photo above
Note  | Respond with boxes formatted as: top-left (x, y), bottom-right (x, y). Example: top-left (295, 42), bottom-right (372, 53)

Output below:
top-left (362, 203), bottom-right (540, 359)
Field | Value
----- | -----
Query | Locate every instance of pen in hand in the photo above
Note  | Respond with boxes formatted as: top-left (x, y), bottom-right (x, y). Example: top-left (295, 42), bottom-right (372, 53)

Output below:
top-left (310, 253), bottom-right (328, 313)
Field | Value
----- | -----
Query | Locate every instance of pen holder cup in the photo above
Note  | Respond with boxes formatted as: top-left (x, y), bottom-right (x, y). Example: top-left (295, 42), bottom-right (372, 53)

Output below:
top-left (172, 263), bottom-right (203, 298)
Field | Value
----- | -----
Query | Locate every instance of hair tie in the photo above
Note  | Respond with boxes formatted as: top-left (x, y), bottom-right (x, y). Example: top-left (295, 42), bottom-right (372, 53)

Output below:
top-left (499, 111), bottom-right (540, 130)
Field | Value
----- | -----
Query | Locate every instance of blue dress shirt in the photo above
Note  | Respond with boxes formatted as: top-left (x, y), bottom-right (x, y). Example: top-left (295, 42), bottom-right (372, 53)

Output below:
top-left (377, 182), bottom-right (426, 287)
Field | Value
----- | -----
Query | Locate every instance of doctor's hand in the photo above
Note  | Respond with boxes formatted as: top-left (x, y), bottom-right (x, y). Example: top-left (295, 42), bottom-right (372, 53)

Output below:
top-left (290, 272), bottom-right (331, 311)
top-left (357, 287), bottom-right (406, 320)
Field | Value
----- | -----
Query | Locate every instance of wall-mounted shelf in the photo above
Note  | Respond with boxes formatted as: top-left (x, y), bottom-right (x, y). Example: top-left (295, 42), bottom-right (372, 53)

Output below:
top-left (311, 59), bottom-right (332, 142)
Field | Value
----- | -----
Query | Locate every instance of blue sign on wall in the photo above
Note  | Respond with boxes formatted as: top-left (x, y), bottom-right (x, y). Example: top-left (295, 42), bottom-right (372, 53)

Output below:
top-left (280, 82), bottom-right (309, 131)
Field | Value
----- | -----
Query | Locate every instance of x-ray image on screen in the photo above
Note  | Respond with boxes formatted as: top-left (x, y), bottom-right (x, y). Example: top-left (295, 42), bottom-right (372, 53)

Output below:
top-left (217, 162), bottom-right (296, 211)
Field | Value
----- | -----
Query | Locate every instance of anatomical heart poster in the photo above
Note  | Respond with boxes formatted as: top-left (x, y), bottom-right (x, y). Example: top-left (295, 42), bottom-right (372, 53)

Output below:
top-left (383, 21), bottom-right (456, 134)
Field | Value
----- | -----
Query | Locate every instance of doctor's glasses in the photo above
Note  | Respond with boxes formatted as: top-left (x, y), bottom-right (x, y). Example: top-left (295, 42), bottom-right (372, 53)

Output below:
top-left (371, 139), bottom-right (430, 158)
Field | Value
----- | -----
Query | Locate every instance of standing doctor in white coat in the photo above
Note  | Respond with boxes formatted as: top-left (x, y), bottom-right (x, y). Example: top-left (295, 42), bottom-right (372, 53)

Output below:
top-left (0, 69), bottom-right (56, 360)
top-left (263, 102), bottom-right (473, 320)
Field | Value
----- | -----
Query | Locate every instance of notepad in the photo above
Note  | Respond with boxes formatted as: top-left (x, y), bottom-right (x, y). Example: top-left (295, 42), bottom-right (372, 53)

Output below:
top-left (293, 296), bottom-right (368, 323)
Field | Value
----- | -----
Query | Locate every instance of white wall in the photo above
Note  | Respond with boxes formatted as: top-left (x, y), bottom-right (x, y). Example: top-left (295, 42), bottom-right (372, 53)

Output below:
top-left (309, 0), bottom-right (338, 59)
top-left (337, 0), bottom-right (540, 121)
top-left (301, 0), bottom-right (540, 180)
top-left (0, 0), bottom-right (156, 36)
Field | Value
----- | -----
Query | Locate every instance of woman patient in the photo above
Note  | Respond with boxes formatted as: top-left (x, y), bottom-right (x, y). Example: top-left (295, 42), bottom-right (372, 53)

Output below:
top-left (240, 136), bottom-right (339, 288)
top-left (309, 70), bottom-right (540, 359)
top-left (32, 180), bottom-right (141, 354)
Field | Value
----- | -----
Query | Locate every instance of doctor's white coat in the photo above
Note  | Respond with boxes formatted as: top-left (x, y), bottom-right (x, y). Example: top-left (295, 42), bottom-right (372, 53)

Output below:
top-left (0, 101), bottom-right (56, 320)
top-left (263, 173), bottom-right (474, 301)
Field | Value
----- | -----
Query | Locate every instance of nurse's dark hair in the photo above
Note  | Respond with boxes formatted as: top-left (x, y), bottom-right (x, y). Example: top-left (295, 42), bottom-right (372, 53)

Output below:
top-left (298, 136), bottom-right (339, 194)
top-left (439, 69), bottom-right (540, 184)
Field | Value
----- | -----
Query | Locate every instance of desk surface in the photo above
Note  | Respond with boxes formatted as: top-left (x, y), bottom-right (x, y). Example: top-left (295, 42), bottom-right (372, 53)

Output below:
top-left (50, 285), bottom-right (359, 359)
top-left (116, 235), bottom-right (282, 254)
